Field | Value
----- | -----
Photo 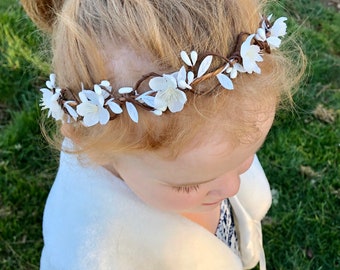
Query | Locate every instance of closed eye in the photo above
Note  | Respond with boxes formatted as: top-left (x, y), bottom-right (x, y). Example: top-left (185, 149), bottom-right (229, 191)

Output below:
top-left (172, 184), bottom-right (200, 193)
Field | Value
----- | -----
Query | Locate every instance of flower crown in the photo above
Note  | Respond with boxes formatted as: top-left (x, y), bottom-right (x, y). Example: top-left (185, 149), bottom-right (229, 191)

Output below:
top-left (40, 14), bottom-right (287, 126)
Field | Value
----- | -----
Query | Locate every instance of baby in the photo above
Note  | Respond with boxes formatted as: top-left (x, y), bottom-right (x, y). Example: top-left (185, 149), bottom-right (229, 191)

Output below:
top-left (21, 0), bottom-right (301, 269)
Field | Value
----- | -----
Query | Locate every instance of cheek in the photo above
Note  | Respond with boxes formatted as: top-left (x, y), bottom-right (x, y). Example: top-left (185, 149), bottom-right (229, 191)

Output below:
top-left (124, 179), bottom-right (206, 212)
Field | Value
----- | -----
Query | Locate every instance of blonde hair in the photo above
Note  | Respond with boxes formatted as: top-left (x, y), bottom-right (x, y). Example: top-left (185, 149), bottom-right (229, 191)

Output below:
top-left (22, 0), bottom-right (304, 164)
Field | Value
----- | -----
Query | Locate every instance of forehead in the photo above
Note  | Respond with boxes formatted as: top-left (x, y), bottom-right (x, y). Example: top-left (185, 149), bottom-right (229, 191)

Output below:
top-left (135, 132), bottom-right (263, 184)
top-left (135, 110), bottom-right (274, 182)
top-left (106, 45), bottom-right (161, 89)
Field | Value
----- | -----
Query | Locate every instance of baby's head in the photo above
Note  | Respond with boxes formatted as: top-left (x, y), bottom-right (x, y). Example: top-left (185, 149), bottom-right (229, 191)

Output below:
top-left (22, 0), bottom-right (301, 211)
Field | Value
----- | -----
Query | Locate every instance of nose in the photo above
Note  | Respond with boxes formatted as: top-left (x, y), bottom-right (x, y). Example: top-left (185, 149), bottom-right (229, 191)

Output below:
top-left (238, 155), bottom-right (255, 174)
top-left (205, 155), bottom-right (255, 200)
top-left (206, 172), bottom-right (241, 199)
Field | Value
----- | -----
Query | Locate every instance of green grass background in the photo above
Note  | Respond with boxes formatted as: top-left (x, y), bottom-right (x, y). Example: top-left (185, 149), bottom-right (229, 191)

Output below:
top-left (0, 0), bottom-right (339, 269)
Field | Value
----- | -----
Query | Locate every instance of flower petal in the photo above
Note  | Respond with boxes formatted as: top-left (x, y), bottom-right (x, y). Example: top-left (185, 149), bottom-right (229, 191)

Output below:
top-left (270, 17), bottom-right (287, 37)
top-left (154, 91), bottom-right (168, 111)
top-left (46, 74), bottom-right (56, 89)
top-left (216, 73), bottom-right (234, 90)
top-left (52, 108), bottom-right (64, 121)
top-left (252, 64), bottom-right (261, 74)
top-left (50, 73), bottom-right (56, 84)
top-left (126, 102), bottom-right (139, 123)
top-left (99, 108), bottom-right (110, 125)
top-left (64, 101), bottom-right (78, 120)
top-left (149, 77), bottom-right (167, 91)
top-left (187, 71), bottom-right (194, 84)
top-left (135, 90), bottom-right (156, 101)
top-left (118, 87), bottom-right (134, 94)
top-left (267, 14), bottom-right (273, 22)
top-left (94, 84), bottom-right (102, 95)
top-left (177, 66), bottom-right (187, 83)
top-left (197, 55), bottom-right (213, 78)
top-left (190, 51), bottom-right (198, 66)
top-left (240, 34), bottom-right (255, 57)
top-left (234, 63), bottom-right (246, 73)
top-left (167, 90), bottom-right (187, 113)
top-left (163, 74), bottom-right (178, 88)
top-left (100, 80), bottom-right (111, 88)
top-left (140, 95), bottom-right (156, 108)
top-left (79, 91), bottom-right (89, 103)
top-left (267, 36), bottom-right (281, 49)
top-left (255, 28), bottom-right (266, 41)
top-left (180, 51), bottom-right (193, 66)
top-left (230, 69), bottom-right (238, 79)
top-left (82, 113), bottom-right (99, 127)
top-left (76, 102), bottom-right (95, 116)
top-left (106, 99), bottom-right (123, 114)
top-left (40, 88), bottom-right (53, 101)
top-left (176, 67), bottom-right (192, 89)
top-left (152, 109), bottom-right (163, 116)
top-left (46, 81), bottom-right (54, 90)
top-left (178, 80), bottom-right (191, 89)
top-left (83, 90), bottom-right (103, 106)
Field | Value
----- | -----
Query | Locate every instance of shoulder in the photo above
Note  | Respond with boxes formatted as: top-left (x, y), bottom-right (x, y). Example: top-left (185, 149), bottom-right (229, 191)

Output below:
top-left (229, 155), bottom-right (271, 269)
top-left (236, 155), bottom-right (272, 220)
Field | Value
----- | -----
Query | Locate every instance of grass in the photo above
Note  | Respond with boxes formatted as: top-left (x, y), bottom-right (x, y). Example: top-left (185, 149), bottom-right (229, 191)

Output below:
top-left (0, 0), bottom-right (339, 269)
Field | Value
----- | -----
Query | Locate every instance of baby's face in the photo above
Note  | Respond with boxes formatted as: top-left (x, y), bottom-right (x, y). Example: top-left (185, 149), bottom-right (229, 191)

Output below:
top-left (112, 111), bottom-right (274, 213)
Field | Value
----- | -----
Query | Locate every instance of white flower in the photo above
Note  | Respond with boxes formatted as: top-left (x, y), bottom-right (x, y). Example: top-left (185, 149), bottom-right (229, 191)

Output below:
top-left (40, 87), bottom-right (64, 121)
top-left (225, 63), bottom-right (246, 79)
top-left (149, 74), bottom-right (187, 113)
top-left (255, 27), bottom-right (281, 49)
top-left (240, 34), bottom-right (263, 74)
top-left (76, 90), bottom-right (110, 127)
top-left (256, 15), bottom-right (288, 49)
top-left (268, 17), bottom-right (287, 49)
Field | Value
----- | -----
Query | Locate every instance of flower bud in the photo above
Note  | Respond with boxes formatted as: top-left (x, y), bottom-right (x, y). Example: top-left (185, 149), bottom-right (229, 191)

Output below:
top-left (255, 28), bottom-right (266, 41)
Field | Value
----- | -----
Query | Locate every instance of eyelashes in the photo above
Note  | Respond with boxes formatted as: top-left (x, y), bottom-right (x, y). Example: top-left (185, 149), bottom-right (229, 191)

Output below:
top-left (172, 184), bottom-right (200, 193)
